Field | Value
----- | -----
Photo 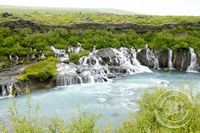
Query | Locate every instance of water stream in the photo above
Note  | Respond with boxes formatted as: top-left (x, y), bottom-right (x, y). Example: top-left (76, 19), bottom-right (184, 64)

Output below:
top-left (168, 48), bottom-right (174, 69)
top-left (0, 71), bottom-right (199, 126)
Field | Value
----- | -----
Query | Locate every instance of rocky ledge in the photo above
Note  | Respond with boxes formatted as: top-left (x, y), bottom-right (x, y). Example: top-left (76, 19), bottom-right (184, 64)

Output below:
top-left (1, 19), bottom-right (200, 33)
top-left (0, 46), bottom-right (199, 97)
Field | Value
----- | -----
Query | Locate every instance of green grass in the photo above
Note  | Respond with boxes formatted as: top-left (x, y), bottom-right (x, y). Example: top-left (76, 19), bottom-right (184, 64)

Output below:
top-left (1, 86), bottom-right (200, 133)
top-left (17, 57), bottom-right (59, 81)
top-left (0, 5), bottom-right (200, 25)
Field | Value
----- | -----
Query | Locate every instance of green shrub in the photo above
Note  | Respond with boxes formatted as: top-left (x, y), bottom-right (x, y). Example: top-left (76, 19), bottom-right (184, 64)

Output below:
top-left (2, 97), bottom-right (99, 133)
top-left (69, 50), bottom-right (89, 63)
top-left (117, 87), bottom-right (200, 133)
top-left (17, 57), bottom-right (59, 81)
top-left (1, 26), bottom-right (200, 63)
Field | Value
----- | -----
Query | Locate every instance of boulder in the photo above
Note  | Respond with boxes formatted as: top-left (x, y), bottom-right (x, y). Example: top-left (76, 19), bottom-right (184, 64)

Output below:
top-left (96, 48), bottom-right (118, 66)
top-left (136, 48), bottom-right (158, 68)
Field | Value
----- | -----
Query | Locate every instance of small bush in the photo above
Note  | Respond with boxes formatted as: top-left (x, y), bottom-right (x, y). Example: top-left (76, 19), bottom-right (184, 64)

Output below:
top-left (17, 57), bottom-right (59, 81)
top-left (69, 50), bottom-right (89, 63)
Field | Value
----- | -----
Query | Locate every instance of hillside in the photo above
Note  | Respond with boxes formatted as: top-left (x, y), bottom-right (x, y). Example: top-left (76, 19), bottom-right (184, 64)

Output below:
top-left (0, 5), bottom-right (200, 69)
top-left (0, 5), bottom-right (200, 25)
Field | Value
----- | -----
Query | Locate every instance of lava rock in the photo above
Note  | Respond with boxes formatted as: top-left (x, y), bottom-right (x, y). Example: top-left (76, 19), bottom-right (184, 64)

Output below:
top-left (108, 66), bottom-right (128, 74)
top-left (96, 48), bottom-right (116, 62)
top-left (136, 49), bottom-right (155, 68)
top-left (2, 12), bottom-right (13, 17)
top-left (172, 48), bottom-right (191, 71)
top-left (156, 49), bottom-right (168, 68)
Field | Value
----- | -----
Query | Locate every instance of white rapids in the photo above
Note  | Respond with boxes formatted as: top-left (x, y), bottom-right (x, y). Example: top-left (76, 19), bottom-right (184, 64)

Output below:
top-left (55, 46), bottom-right (152, 86)
top-left (187, 47), bottom-right (199, 72)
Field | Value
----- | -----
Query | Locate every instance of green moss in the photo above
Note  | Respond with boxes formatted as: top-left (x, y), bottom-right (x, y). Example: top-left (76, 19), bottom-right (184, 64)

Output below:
top-left (17, 57), bottom-right (59, 81)
top-left (1, 6), bottom-right (200, 25)
top-left (69, 51), bottom-right (89, 63)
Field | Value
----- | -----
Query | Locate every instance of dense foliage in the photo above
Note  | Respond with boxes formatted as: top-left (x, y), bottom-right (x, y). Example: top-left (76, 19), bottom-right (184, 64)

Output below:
top-left (17, 57), bottom-right (59, 81)
top-left (117, 87), bottom-right (200, 133)
top-left (0, 26), bottom-right (200, 62)
top-left (1, 87), bottom-right (200, 133)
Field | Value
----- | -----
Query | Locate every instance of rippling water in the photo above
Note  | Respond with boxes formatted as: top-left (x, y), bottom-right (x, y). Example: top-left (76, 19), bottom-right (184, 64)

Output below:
top-left (0, 71), bottom-right (200, 126)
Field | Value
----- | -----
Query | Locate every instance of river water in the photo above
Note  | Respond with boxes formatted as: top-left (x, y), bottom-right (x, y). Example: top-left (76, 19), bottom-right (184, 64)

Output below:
top-left (0, 71), bottom-right (199, 126)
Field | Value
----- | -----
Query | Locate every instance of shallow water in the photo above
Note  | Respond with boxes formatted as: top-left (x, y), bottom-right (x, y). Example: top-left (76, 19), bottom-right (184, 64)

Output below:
top-left (0, 71), bottom-right (200, 126)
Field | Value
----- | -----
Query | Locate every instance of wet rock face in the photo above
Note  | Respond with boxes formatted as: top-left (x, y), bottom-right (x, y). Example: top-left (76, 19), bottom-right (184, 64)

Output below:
top-left (96, 48), bottom-right (118, 66)
top-left (156, 49), bottom-right (168, 68)
top-left (172, 48), bottom-right (191, 71)
top-left (0, 65), bottom-right (25, 97)
top-left (108, 66), bottom-right (129, 74)
top-left (136, 48), bottom-right (159, 69)
top-left (136, 49), bottom-right (149, 66)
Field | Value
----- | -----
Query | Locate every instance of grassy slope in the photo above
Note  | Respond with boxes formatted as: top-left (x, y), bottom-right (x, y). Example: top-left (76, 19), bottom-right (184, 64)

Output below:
top-left (0, 5), bottom-right (200, 25)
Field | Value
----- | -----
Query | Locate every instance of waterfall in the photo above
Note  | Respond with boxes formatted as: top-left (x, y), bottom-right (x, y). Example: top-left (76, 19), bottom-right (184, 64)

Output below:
top-left (168, 48), bottom-right (174, 69)
top-left (40, 53), bottom-right (46, 59)
top-left (50, 46), bottom-right (69, 61)
top-left (68, 43), bottom-right (84, 53)
top-left (112, 47), bottom-right (151, 74)
top-left (9, 55), bottom-right (19, 65)
top-left (55, 46), bottom-right (152, 86)
top-left (187, 47), bottom-right (199, 72)
top-left (0, 83), bottom-right (14, 98)
top-left (146, 48), bottom-right (159, 69)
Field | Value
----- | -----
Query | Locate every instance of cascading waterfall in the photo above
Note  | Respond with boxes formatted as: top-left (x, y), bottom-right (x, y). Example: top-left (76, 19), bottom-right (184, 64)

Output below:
top-left (50, 46), bottom-right (69, 61)
top-left (55, 46), bottom-right (152, 86)
top-left (9, 55), bottom-right (19, 65)
top-left (146, 47), bottom-right (159, 69)
top-left (112, 47), bottom-right (151, 74)
top-left (79, 51), bottom-right (110, 83)
top-left (168, 48), bottom-right (174, 69)
top-left (187, 47), bottom-right (199, 72)
top-left (68, 43), bottom-right (84, 53)
top-left (0, 82), bottom-right (14, 98)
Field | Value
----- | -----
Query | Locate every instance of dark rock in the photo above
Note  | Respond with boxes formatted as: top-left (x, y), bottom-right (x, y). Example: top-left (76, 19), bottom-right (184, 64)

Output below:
top-left (2, 12), bottom-right (13, 17)
top-left (172, 48), bottom-right (191, 71)
top-left (76, 69), bottom-right (82, 74)
top-left (96, 48), bottom-right (121, 66)
top-left (0, 19), bottom-right (200, 33)
top-left (156, 49), bottom-right (168, 68)
top-left (108, 66), bottom-right (128, 74)
top-left (107, 74), bottom-right (117, 79)
top-left (136, 48), bottom-right (157, 68)
top-left (86, 57), bottom-right (97, 65)
top-left (96, 48), bottom-right (116, 62)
